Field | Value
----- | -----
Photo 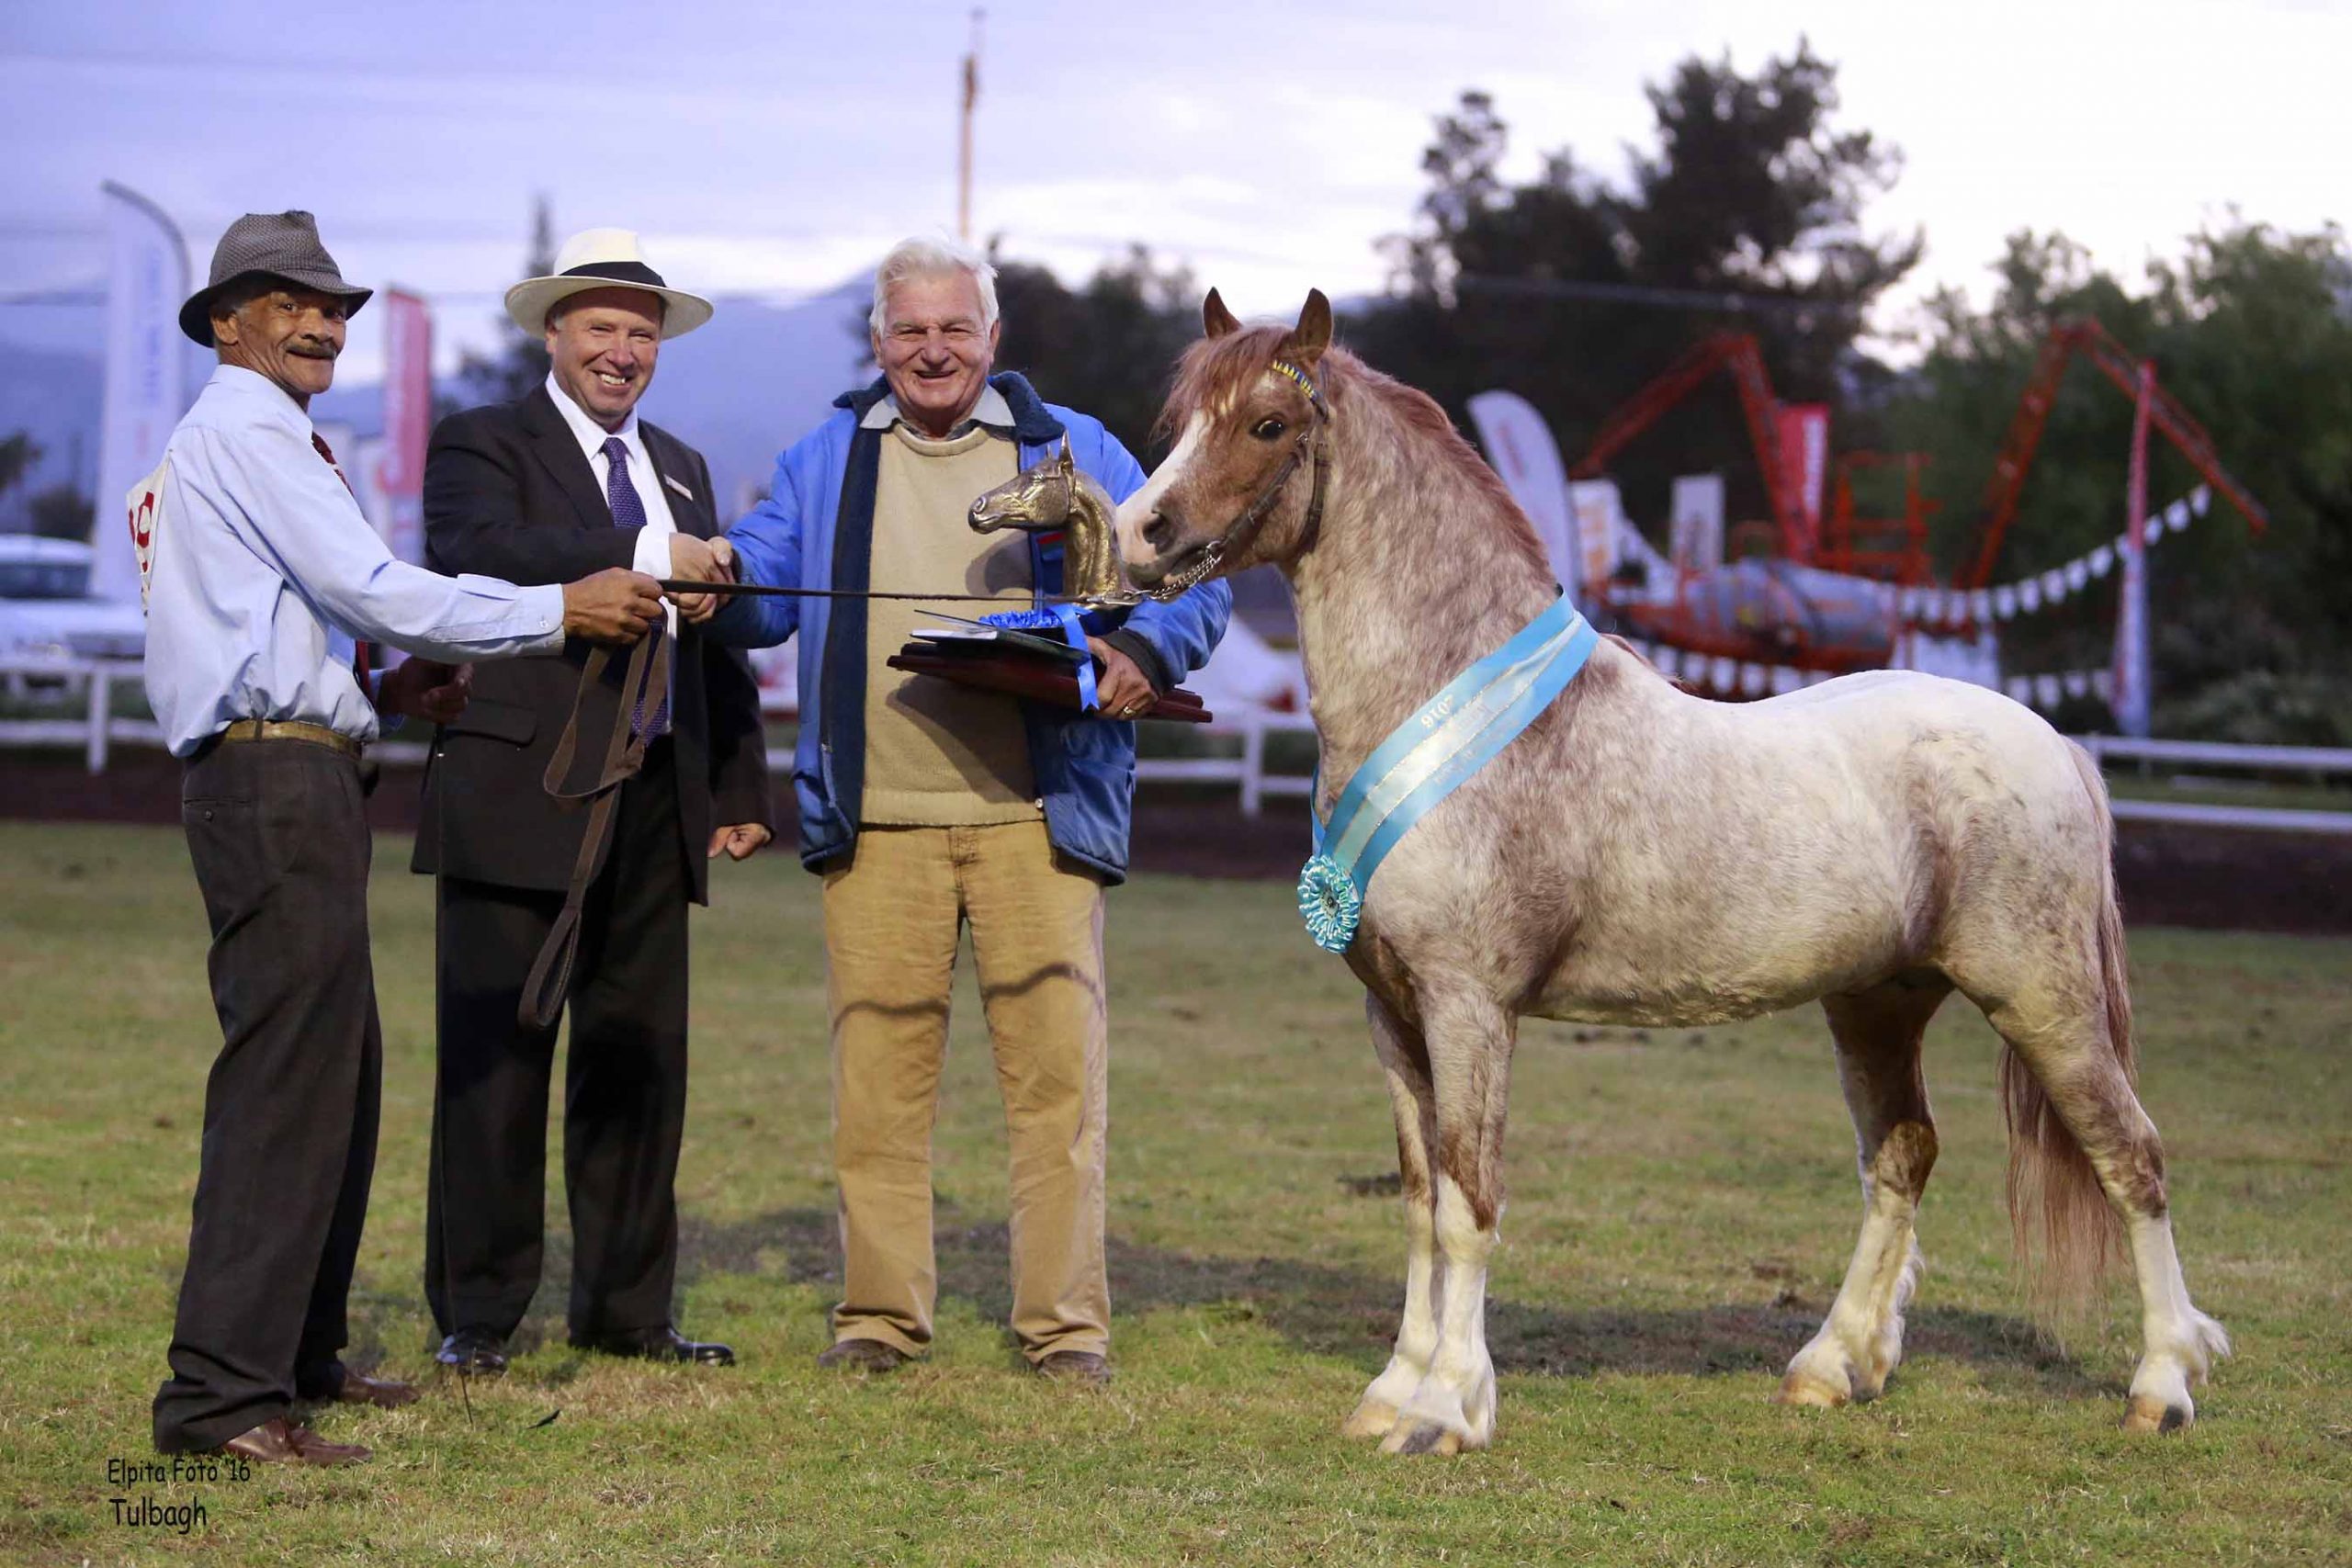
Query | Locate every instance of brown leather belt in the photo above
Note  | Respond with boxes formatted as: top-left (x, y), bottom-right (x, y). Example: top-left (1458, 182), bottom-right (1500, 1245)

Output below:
top-left (211, 718), bottom-right (363, 757)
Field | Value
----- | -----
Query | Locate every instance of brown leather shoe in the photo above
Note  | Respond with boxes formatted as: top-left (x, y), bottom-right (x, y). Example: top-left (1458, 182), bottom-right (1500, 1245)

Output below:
top-left (213, 1416), bottom-right (371, 1467)
top-left (815, 1337), bottom-right (910, 1373)
top-left (1033, 1350), bottom-right (1111, 1386)
top-left (328, 1371), bottom-right (420, 1409)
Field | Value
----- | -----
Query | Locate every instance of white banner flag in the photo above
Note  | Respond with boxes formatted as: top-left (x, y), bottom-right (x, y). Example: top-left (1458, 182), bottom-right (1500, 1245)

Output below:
top-left (1466, 391), bottom-right (1577, 593)
top-left (1668, 474), bottom-right (1724, 575)
top-left (94, 183), bottom-right (192, 605)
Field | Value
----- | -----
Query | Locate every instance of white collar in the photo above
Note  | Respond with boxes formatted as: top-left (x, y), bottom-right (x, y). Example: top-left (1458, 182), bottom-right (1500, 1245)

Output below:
top-left (859, 383), bottom-right (1016, 434)
top-left (209, 363), bottom-right (314, 431)
top-left (545, 371), bottom-right (642, 459)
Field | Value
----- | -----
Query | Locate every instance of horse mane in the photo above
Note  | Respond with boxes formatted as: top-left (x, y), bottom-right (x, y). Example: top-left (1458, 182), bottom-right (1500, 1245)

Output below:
top-left (1157, 327), bottom-right (1550, 577)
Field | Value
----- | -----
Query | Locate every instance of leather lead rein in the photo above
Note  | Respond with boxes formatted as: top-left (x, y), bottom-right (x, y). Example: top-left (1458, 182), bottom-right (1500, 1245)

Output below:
top-left (518, 625), bottom-right (673, 1032)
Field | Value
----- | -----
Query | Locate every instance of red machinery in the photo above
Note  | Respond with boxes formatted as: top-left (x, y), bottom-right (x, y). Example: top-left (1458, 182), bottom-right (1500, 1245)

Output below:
top-left (1569, 331), bottom-right (1931, 671)
top-left (1570, 330), bottom-right (1808, 559)
top-left (1564, 318), bottom-right (2268, 678)
top-left (1963, 315), bottom-right (2268, 588)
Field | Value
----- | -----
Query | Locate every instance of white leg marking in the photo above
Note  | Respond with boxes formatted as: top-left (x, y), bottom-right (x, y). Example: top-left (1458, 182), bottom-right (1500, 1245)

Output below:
top-left (1346, 1193), bottom-right (1439, 1439)
top-left (2121, 1213), bottom-right (2230, 1433)
top-left (1781, 1175), bottom-right (1924, 1407)
top-left (1382, 1181), bottom-right (1497, 1454)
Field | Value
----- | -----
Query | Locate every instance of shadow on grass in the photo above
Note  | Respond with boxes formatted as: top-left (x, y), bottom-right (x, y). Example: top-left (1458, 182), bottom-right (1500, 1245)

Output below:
top-left (356, 1204), bottom-right (2093, 1397)
top-left (554, 1205), bottom-right (2090, 1394)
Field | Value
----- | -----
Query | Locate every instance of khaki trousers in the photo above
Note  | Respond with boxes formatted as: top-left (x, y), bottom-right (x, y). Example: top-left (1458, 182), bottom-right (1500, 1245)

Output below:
top-left (822, 820), bottom-right (1109, 1360)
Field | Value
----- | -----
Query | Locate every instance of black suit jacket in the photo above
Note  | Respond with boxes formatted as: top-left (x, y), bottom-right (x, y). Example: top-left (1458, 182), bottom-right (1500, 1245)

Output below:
top-left (411, 385), bottom-right (772, 902)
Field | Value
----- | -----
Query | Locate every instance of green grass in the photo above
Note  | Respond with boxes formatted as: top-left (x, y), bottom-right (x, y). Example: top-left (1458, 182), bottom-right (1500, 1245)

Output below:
top-left (1, 820), bottom-right (2347, 1566)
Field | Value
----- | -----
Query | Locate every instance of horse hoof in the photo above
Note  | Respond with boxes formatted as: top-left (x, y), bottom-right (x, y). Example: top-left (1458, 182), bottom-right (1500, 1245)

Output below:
top-left (1772, 1371), bottom-right (1848, 1409)
top-left (1341, 1399), bottom-right (1399, 1440)
top-left (1381, 1420), bottom-right (1463, 1457)
top-left (2122, 1395), bottom-right (2191, 1434)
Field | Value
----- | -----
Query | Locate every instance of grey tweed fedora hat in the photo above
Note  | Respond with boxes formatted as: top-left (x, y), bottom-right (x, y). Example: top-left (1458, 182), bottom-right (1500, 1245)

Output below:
top-left (179, 210), bottom-right (373, 346)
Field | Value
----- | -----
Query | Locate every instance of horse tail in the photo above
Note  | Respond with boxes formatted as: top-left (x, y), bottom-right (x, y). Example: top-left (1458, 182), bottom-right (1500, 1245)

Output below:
top-left (2000, 740), bottom-right (2134, 1316)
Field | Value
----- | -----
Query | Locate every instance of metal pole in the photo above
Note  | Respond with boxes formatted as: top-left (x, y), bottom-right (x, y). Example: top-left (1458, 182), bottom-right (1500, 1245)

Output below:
top-left (2113, 361), bottom-right (2154, 739)
top-left (956, 10), bottom-right (983, 241)
top-left (85, 661), bottom-right (108, 773)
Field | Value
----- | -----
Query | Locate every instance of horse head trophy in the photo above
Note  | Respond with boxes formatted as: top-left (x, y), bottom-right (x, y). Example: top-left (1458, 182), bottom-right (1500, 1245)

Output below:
top-left (967, 437), bottom-right (1141, 607)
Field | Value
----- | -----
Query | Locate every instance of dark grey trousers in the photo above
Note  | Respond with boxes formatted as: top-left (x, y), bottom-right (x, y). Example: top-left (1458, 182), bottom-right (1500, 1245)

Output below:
top-left (153, 738), bottom-right (379, 1452)
top-left (424, 738), bottom-right (691, 1343)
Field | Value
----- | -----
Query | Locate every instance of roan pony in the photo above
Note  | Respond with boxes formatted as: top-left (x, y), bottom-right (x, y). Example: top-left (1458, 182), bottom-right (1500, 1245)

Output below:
top-left (1112, 288), bottom-right (2228, 1455)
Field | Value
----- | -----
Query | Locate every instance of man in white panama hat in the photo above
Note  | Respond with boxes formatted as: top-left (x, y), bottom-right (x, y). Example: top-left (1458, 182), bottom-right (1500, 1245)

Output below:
top-left (413, 228), bottom-right (771, 1376)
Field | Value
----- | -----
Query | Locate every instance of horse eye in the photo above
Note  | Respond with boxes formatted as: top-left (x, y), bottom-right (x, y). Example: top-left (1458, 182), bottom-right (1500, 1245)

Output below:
top-left (1250, 418), bottom-right (1287, 441)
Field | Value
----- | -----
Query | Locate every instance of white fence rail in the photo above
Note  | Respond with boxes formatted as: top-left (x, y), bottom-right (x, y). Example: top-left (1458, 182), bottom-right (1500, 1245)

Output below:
top-left (7, 660), bottom-right (2347, 837)
top-left (2071, 733), bottom-right (2352, 834)
top-left (0, 656), bottom-right (158, 772)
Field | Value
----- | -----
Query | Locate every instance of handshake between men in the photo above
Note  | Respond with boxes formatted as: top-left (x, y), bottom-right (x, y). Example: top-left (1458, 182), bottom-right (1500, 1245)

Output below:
top-left (378, 558), bottom-right (729, 728)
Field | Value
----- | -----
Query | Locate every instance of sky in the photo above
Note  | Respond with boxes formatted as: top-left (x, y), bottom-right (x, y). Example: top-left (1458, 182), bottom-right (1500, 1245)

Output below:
top-left (4, 0), bottom-right (2347, 381)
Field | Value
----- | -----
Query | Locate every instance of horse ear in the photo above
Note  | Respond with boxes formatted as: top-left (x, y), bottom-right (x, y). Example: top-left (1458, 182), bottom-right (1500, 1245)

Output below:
top-left (1057, 434), bottom-right (1073, 467)
top-left (1284, 288), bottom-right (1332, 364)
top-left (1203, 288), bottom-right (1241, 339)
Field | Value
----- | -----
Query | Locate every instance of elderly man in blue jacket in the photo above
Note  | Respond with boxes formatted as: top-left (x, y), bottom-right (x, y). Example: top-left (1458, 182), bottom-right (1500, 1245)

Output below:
top-left (714, 237), bottom-right (1228, 1384)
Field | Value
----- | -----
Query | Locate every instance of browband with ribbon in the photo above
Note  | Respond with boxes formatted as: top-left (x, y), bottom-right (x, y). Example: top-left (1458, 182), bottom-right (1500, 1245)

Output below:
top-left (1299, 592), bottom-right (1597, 953)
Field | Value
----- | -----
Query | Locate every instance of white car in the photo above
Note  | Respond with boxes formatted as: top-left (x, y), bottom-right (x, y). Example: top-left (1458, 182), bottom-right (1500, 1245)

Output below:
top-left (0, 536), bottom-right (144, 661)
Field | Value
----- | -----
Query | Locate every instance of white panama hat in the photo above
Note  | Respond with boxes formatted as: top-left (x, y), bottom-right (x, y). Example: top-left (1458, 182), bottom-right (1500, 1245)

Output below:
top-left (504, 228), bottom-right (714, 339)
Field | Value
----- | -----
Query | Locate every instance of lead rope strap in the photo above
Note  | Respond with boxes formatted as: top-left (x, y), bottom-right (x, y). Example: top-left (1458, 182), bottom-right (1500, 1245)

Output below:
top-left (518, 625), bottom-right (673, 1031)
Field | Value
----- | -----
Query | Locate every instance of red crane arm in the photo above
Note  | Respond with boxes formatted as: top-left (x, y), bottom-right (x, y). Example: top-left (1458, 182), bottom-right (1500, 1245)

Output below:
top-left (1965, 319), bottom-right (2269, 590)
top-left (1571, 330), bottom-right (1806, 558)
top-left (1571, 333), bottom-right (1745, 479)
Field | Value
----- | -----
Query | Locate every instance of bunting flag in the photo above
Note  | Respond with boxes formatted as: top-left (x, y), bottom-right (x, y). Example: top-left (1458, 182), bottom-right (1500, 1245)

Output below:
top-left (1891, 484), bottom-right (2210, 630)
top-left (1623, 626), bottom-right (2118, 720)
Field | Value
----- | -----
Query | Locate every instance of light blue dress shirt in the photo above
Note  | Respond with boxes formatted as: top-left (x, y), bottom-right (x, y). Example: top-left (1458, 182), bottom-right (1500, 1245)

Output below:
top-left (142, 365), bottom-right (569, 757)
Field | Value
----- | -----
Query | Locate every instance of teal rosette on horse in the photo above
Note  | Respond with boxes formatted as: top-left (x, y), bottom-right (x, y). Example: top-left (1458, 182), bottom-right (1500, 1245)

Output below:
top-left (1297, 852), bottom-right (1363, 953)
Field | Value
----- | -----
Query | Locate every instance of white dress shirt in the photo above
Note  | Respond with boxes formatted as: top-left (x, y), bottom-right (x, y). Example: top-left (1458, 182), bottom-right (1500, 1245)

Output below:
top-left (543, 372), bottom-right (681, 640)
top-left (141, 365), bottom-right (566, 757)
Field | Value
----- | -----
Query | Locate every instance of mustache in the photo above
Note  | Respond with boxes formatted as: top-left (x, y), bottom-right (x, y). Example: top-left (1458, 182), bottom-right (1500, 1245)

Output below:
top-left (287, 339), bottom-right (339, 360)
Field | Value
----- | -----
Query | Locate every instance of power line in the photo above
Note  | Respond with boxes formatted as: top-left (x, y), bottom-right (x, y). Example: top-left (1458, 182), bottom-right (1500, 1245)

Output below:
top-left (1453, 273), bottom-right (1861, 322)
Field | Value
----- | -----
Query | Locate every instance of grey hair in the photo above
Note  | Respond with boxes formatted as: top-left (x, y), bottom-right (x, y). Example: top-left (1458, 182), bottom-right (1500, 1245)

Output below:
top-left (868, 235), bottom-right (1000, 336)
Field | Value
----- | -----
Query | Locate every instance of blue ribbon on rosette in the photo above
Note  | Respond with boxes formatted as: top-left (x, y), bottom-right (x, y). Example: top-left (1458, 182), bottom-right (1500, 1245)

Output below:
top-left (979, 605), bottom-right (1098, 711)
top-left (1300, 591), bottom-right (1598, 954)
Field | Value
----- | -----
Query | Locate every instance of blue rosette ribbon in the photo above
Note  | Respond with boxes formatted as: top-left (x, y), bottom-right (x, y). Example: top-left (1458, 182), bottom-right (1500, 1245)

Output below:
top-left (1296, 852), bottom-right (1362, 953)
top-left (979, 605), bottom-right (1098, 711)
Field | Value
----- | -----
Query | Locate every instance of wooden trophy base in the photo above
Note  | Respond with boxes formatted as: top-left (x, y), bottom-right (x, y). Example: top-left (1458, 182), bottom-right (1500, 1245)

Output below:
top-left (888, 644), bottom-right (1212, 723)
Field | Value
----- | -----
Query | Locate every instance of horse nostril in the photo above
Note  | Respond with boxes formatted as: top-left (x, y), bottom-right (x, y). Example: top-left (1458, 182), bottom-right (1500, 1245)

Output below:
top-left (1142, 510), bottom-right (1178, 550)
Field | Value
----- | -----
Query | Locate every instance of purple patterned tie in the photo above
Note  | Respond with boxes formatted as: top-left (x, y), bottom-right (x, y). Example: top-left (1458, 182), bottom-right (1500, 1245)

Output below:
top-left (602, 436), bottom-right (668, 738)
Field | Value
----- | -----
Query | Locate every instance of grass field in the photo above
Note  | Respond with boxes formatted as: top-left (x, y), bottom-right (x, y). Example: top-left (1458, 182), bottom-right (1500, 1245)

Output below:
top-left (2, 819), bottom-right (2347, 1566)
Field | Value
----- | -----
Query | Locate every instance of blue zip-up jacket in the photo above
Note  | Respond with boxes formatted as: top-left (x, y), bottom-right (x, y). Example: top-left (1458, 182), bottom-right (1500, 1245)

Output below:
top-left (714, 371), bottom-right (1231, 882)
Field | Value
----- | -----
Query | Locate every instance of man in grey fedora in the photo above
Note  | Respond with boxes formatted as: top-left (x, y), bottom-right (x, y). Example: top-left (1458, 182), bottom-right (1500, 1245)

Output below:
top-left (143, 210), bottom-right (668, 1465)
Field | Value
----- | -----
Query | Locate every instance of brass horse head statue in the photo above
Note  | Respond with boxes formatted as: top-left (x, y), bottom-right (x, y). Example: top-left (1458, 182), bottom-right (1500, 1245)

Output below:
top-left (967, 437), bottom-right (1140, 607)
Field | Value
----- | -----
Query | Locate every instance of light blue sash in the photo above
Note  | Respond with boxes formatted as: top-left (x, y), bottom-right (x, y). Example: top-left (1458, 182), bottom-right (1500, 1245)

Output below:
top-left (1299, 592), bottom-right (1598, 953)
